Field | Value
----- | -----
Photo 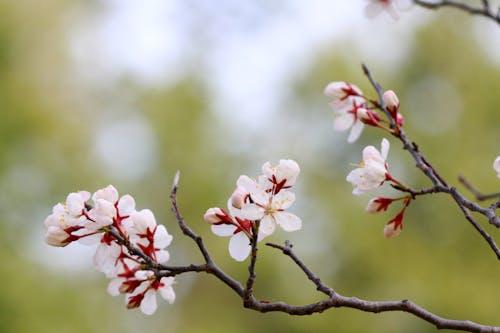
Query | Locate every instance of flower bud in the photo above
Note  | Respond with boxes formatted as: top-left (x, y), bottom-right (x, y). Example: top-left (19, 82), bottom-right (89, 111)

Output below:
top-left (383, 221), bottom-right (402, 238)
top-left (230, 186), bottom-right (247, 209)
top-left (366, 197), bottom-right (393, 214)
top-left (45, 226), bottom-right (71, 247)
top-left (324, 81), bottom-right (362, 100)
top-left (203, 207), bottom-right (225, 224)
top-left (383, 90), bottom-right (399, 117)
top-left (396, 113), bottom-right (404, 127)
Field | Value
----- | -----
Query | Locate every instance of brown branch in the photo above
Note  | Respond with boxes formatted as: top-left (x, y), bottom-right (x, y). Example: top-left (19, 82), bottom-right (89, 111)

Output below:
top-left (414, 0), bottom-right (500, 25)
top-left (362, 64), bottom-right (500, 261)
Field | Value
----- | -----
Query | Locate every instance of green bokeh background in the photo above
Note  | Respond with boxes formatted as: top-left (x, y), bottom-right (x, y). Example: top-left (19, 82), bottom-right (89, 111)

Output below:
top-left (1, 1), bottom-right (500, 332)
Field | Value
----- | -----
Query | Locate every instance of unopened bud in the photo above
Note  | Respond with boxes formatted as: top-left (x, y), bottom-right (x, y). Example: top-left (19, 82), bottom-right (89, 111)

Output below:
top-left (396, 113), bottom-right (404, 127)
top-left (383, 90), bottom-right (399, 117)
top-left (383, 221), bottom-right (402, 238)
top-left (366, 197), bottom-right (393, 214)
top-left (203, 207), bottom-right (225, 224)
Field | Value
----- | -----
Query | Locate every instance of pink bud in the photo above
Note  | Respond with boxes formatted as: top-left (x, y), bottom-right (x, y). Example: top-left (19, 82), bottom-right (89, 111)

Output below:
top-left (203, 207), bottom-right (225, 224)
top-left (230, 186), bottom-right (247, 209)
top-left (383, 222), bottom-right (402, 238)
top-left (383, 90), bottom-right (399, 117)
top-left (396, 113), bottom-right (404, 127)
top-left (366, 197), bottom-right (393, 214)
top-left (383, 211), bottom-right (404, 238)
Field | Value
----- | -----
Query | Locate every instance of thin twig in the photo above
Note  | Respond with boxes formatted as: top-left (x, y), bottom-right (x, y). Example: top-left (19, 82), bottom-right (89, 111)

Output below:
top-left (414, 0), bottom-right (500, 25)
top-left (459, 175), bottom-right (500, 201)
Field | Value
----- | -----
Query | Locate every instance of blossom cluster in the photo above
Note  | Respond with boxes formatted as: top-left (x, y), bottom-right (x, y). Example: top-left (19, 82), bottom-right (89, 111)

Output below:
top-left (44, 185), bottom-right (175, 315)
top-left (324, 81), bottom-right (403, 143)
top-left (204, 160), bottom-right (302, 261)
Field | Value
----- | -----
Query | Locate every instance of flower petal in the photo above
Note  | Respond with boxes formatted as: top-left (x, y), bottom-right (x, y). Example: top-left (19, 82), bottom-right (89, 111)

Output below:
top-left (347, 120), bottom-right (364, 143)
top-left (380, 138), bottom-right (390, 161)
top-left (211, 224), bottom-right (236, 237)
top-left (228, 232), bottom-right (251, 261)
top-left (159, 277), bottom-right (176, 304)
top-left (275, 212), bottom-right (302, 232)
top-left (140, 289), bottom-right (158, 315)
top-left (259, 215), bottom-right (276, 238)
top-left (154, 225), bottom-right (173, 249)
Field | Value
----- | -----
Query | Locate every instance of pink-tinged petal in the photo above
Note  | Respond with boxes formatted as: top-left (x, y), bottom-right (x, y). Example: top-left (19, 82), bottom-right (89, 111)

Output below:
top-left (347, 120), bottom-right (364, 143)
top-left (230, 186), bottom-right (248, 209)
top-left (380, 138), bottom-right (390, 161)
top-left (228, 232), bottom-right (251, 261)
top-left (259, 215), bottom-right (276, 238)
top-left (140, 289), bottom-right (158, 315)
top-left (107, 278), bottom-right (125, 296)
top-left (275, 212), bottom-right (302, 232)
top-left (333, 113), bottom-right (354, 132)
top-left (159, 277), bottom-right (176, 304)
top-left (155, 250), bottom-right (170, 264)
top-left (211, 224), bottom-right (237, 237)
top-left (324, 81), bottom-right (345, 98)
top-left (117, 195), bottom-right (136, 216)
top-left (45, 226), bottom-right (69, 247)
top-left (135, 270), bottom-right (154, 280)
top-left (92, 185), bottom-right (119, 204)
top-left (273, 191), bottom-right (296, 210)
top-left (154, 225), bottom-right (173, 249)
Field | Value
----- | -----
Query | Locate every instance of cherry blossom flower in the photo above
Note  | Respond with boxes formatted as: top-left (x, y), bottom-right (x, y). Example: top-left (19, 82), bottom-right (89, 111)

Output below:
top-left (128, 209), bottom-right (173, 264)
top-left (43, 191), bottom-right (91, 246)
top-left (262, 159), bottom-right (300, 190)
top-left (494, 156), bottom-right (500, 179)
top-left (44, 185), bottom-right (176, 315)
top-left (204, 206), bottom-right (253, 261)
top-left (125, 272), bottom-right (175, 315)
top-left (347, 138), bottom-right (391, 195)
top-left (235, 175), bottom-right (302, 238)
top-left (325, 82), bottom-right (372, 143)
top-left (204, 159), bottom-right (302, 261)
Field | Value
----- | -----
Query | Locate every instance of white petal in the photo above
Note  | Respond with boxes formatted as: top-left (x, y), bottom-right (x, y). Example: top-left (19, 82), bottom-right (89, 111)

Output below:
top-left (159, 277), bottom-right (176, 304)
top-left (275, 212), bottom-right (302, 232)
top-left (228, 232), bottom-right (251, 261)
top-left (231, 203), bottom-right (264, 221)
top-left (273, 190), bottom-right (295, 210)
top-left (154, 225), bottom-right (173, 249)
top-left (347, 120), bottom-right (364, 143)
top-left (259, 215), bottom-right (276, 237)
top-left (131, 209), bottom-right (157, 233)
top-left (211, 224), bottom-right (236, 236)
top-left (380, 138), bottom-right (390, 161)
top-left (117, 195), bottom-right (136, 216)
top-left (236, 175), bottom-right (268, 205)
top-left (140, 289), bottom-right (158, 315)
top-left (333, 113), bottom-right (354, 132)
top-left (155, 250), bottom-right (170, 264)
top-left (93, 242), bottom-right (121, 277)
top-left (107, 278), bottom-right (124, 296)
top-left (93, 185), bottom-right (119, 204)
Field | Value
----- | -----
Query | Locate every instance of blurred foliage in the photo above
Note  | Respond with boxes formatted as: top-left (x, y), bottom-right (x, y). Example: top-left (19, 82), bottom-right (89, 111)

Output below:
top-left (1, 1), bottom-right (500, 333)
